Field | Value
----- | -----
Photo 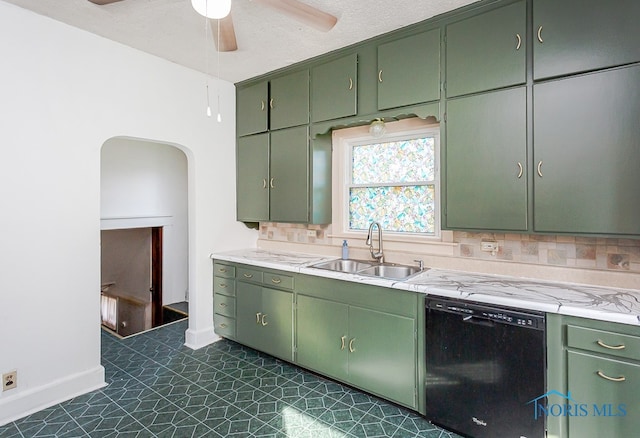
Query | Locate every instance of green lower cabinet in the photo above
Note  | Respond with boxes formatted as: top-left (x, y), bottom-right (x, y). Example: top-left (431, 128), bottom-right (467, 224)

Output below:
top-left (296, 295), bottom-right (349, 381)
top-left (236, 282), bottom-right (293, 361)
top-left (567, 351), bottom-right (640, 437)
top-left (348, 306), bottom-right (416, 408)
top-left (296, 294), bottom-right (417, 409)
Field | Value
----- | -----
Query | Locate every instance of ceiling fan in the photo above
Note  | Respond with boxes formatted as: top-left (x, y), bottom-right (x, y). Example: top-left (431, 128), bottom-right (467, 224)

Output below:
top-left (87, 0), bottom-right (338, 52)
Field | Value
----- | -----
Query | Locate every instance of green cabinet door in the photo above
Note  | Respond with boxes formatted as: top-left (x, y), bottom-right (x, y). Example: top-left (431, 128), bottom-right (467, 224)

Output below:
top-left (445, 87), bottom-right (527, 231)
top-left (237, 81), bottom-right (268, 136)
top-left (446, 1), bottom-right (526, 97)
top-left (270, 126), bottom-right (309, 223)
top-left (236, 282), bottom-right (293, 360)
top-left (533, 65), bottom-right (640, 235)
top-left (296, 295), bottom-right (349, 381)
top-left (236, 133), bottom-right (269, 222)
top-left (311, 54), bottom-right (358, 122)
top-left (533, 0), bottom-right (640, 81)
top-left (236, 281), bottom-right (263, 351)
top-left (567, 350), bottom-right (640, 438)
top-left (260, 287), bottom-right (293, 361)
top-left (270, 70), bottom-right (310, 130)
top-left (348, 306), bottom-right (416, 408)
top-left (378, 29), bottom-right (440, 110)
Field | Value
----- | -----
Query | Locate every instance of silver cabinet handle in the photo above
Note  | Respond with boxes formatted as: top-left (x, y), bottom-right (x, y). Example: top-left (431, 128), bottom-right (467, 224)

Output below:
top-left (537, 161), bottom-right (543, 177)
top-left (597, 371), bottom-right (626, 382)
top-left (349, 338), bottom-right (355, 353)
top-left (270, 177), bottom-right (275, 189)
top-left (218, 268), bottom-right (227, 273)
top-left (340, 336), bottom-right (346, 350)
top-left (261, 314), bottom-right (268, 326)
top-left (219, 302), bottom-right (227, 307)
top-left (517, 162), bottom-right (523, 179)
top-left (515, 33), bottom-right (522, 50)
top-left (269, 98), bottom-right (274, 109)
top-left (260, 100), bottom-right (265, 111)
top-left (378, 70), bottom-right (383, 83)
top-left (256, 312), bottom-right (262, 324)
top-left (262, 179), bottom-right (267, 189)
top-left (271, 277), bottom-right (282, 284)
top-left (597, 339), bottom-right (626, 350)
top-left (219, 283), bottom-right (226, 288)
top-left (349, 77), bottom-right (354, 90)
top-left (243, 273), bottom-right (253, 279)
top-left (219, 323), bottom-right (227, 329)
top-left (537, 25), bottom-right (543, 43)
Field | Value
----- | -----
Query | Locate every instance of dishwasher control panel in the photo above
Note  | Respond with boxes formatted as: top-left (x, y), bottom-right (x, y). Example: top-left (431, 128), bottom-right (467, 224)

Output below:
top-left (427, 298), bottom-right (545, 329)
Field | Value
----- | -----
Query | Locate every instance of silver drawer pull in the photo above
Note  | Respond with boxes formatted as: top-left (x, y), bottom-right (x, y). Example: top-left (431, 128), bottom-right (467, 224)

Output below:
top-left (243, 273), bottom-right (253, 278)
top-left (219, 268), bottom-right (227, 273)
top-left (219, 302), bottom-right (227, 307)
top-left (597, 371), bottom-right (626, 382)
top-left (220, 323), bottom-right (227, 329)
top-left (596, 339), bottom-right (625, 350)
top-left (219, 283), bottom-right (227, 288)
top-left (271, 277), bottom-right (282, 284)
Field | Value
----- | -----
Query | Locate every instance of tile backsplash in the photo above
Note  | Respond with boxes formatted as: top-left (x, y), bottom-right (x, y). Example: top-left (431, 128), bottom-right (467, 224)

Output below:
top-left (259, 222), bottom-right (640, 274)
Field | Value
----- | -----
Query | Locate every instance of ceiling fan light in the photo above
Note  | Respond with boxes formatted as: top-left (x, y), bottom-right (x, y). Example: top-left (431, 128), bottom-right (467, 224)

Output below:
top-left (192, 0), bottom-right (231, 19)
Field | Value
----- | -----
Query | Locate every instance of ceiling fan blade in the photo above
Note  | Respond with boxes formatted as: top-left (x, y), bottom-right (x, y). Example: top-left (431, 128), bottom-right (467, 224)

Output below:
top-left (211, 13), bottom-right (238, 52)
top-left (256, 0), bottom-right (337, 32)
top-left (87, 0), bottom-right (124, 4)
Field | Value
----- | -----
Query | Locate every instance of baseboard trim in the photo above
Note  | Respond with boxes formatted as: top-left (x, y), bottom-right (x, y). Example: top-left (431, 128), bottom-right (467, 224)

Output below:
top-left (184, 325), bottom-right (220, 350)
top-left (0, 365), bottom-right (106, 427)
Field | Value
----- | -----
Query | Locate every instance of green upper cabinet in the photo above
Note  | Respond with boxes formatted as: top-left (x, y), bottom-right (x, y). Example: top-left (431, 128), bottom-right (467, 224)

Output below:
top-left (533, 65), bottom-right (640, 236)
top-left (445, 0), bottom-right (526, 98)
top-left (237, 81), bottom-right (268, 136)
top-left (444, 87), bottom-right (528, 231)
top-left (236, 133), bottom-right (269, 222)
top-left (533, 0), bottom-right (640, 81)
top-left (311, 54), bottom-right (358, 123)
top-left (377, 29), bottom-right (440, 110)
top-left (270, 70), bottom-right (309, 130)
top-left (269, 126), bottom-right (309, 223)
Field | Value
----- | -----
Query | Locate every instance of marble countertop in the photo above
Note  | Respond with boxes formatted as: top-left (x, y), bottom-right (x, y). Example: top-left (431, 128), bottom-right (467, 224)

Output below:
top-left (210, 249), bottom-right (640, 326)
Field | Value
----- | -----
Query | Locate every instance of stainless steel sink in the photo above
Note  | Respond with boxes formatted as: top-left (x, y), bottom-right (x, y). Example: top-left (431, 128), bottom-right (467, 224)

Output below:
top-left (311, 259), bottom-right (374, 273)
top-left (311, 259), bottom-right (426, 280)
top-left (358, 264), bottom-right (423, 280)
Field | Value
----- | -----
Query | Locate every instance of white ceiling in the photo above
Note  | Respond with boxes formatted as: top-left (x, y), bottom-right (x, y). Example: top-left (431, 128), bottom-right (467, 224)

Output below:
top-left (4, 0), bottom-right (479, 83)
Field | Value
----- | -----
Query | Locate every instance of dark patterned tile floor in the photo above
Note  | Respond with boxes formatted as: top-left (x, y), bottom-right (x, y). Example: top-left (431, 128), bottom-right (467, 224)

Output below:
top-left (0, 320), bottom-right (461, 437)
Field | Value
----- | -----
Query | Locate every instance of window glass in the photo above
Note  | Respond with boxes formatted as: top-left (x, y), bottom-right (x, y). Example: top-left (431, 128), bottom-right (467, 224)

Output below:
top-left (347, 134), bottom-right (438, 235)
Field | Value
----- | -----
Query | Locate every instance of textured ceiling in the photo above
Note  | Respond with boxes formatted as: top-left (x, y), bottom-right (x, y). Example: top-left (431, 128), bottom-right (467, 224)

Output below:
top-left (4, 0), bottom-right (479, 83)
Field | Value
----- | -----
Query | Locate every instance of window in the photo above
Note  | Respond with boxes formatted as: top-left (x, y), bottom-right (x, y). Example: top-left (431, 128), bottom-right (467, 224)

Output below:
top-left (333, 119), bottom-right (440, 238)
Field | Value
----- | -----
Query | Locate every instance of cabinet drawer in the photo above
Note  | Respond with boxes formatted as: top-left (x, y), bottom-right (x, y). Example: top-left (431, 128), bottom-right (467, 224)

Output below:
top-left (263, 272), bottom-right (294, 290)
top-left (213, 262), bottom-right (235, 278)
top-left (567, 325), bottom-right (640, 361)
top-left (214, 277), bottom-right (236, 296)
top-left (214, 314), bottom-right (235, 338)
top-left (237, 267), bottom-right (263, 283)
top-left (214, 294), bottom-right (235, 318)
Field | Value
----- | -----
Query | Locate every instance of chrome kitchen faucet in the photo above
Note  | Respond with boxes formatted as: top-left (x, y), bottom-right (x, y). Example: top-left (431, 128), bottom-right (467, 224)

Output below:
top-left (366, 222), bottom-right (384, 263)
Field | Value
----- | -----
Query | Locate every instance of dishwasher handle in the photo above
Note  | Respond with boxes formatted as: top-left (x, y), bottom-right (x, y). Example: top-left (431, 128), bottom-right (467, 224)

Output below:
top-left (463, 315), bottom-right (496, 328)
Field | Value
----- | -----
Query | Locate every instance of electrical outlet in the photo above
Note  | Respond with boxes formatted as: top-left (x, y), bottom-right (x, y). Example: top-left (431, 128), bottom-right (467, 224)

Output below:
top-left (481, 241), bottom-right (498, 252)
top-left (306, 230), bottom-right (316, 237)
top-left (3, 371), bottom-right (17, 391)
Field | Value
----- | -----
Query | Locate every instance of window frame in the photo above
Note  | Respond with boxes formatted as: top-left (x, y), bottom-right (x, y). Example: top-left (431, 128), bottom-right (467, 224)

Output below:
top-left (331, 118), bottom-right (441, 242)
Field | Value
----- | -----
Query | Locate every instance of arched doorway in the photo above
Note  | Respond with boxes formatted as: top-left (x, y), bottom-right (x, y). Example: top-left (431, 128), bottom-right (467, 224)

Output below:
top-left (100, 137), bottom-right (189, 336)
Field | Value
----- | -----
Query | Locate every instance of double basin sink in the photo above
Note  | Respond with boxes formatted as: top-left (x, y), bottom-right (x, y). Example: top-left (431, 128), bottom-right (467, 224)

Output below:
top-left (311, 259), bottom-right (426, 280)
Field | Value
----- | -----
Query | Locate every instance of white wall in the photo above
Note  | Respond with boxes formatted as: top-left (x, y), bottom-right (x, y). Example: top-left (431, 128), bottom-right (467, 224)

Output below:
top-left (101, 138), bottom-right (189, 305)
top-left (0, 1), bottom-right (256, 425)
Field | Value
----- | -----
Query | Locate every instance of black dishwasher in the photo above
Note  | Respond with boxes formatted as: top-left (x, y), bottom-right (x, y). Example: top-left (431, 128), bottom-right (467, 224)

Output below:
top-left (425, 298), bottom-right (545, 438)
